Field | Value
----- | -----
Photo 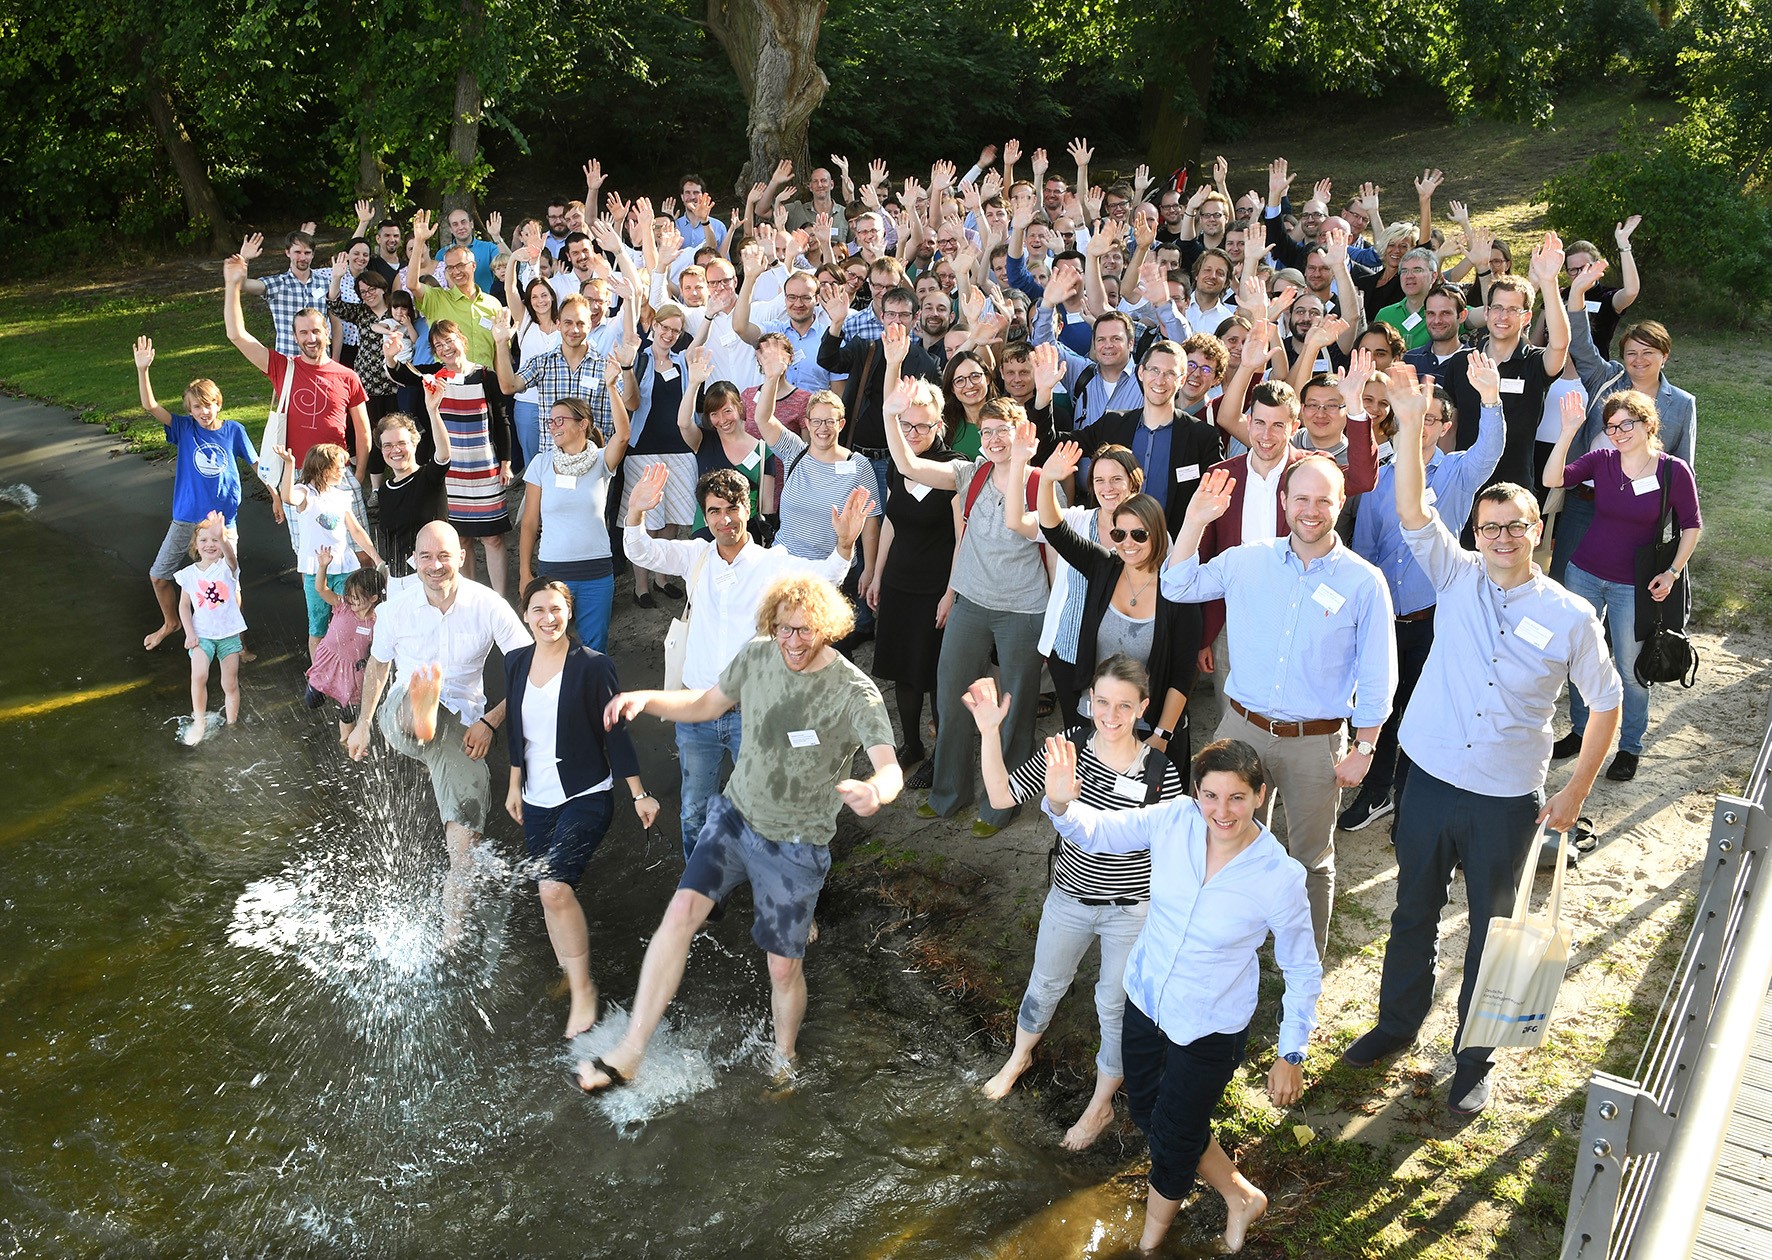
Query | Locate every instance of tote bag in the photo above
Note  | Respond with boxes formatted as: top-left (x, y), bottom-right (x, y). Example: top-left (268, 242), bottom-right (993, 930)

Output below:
top-left (661, 545), bottom-right (712, 691)
top-left (254, 356), bottom-right (298, 488)
top-left (1457, 826), bottom-right (1572, 1052)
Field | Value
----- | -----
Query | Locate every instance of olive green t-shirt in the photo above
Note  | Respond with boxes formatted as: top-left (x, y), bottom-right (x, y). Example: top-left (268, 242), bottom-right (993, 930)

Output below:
top-left (718, 638), bottom-right (894, 846)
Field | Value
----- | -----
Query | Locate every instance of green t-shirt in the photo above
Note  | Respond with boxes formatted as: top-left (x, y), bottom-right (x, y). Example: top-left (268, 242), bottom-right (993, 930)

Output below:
top-left (1375, 299), bottom-right (1432, 350)
top-left (717, 637), bottom-right (894, 845)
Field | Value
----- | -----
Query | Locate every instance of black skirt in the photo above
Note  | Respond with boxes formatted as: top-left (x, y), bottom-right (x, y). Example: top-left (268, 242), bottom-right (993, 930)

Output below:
top-left (872, 583), bottom-right (944, 692)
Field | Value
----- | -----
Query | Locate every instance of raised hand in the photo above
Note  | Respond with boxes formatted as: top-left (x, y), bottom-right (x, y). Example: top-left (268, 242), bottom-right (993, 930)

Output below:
top-left (603, 352), bottom-right (624, 389)
top-left (1615, 214), bottom-right (1641, 249)
top-left (685, 346), bottom-right (713, 385)
top-left (1032, 342), bottom-right (1065, 394)
top-left (1528, 230), bottom-right (1566, 288)
top-left (962, 677), bottom-right (1012, 733)
top-left (1008, 418), bottom-right (1040, 465)
top-left (833, 485), bottom-right (875, 551)
top-left (1184, 467), bottom-right (1236, 527)
top-left (1447, 198), bottom-right (1471, 225)
top-left (330, 251), bottom-right (350, 275)
top-left (1267, 158), bottom-right (1294, 202)
top-left (1040, 439), bottom-right (1082, 483)
top-left (239, 232), bottom-right (264, 262)
top-left (771, 157), bottom-right (794, 185)
top-left (1132, 210), bottom-right (1156, 249)
top-left (1339, 346), bottom-right (1375, 408)
top-left (1066, 137), bottom-right (1094, 168)
top-left (1003, 138), bottom-right (1022, 169)
top-left (758, 337), bottom-right (793, 380)
top-left (583, 158), bottom-right (606, 191)
top-left (881, 322), bottom-right (911, 366)
top-left (820, 288), bottom-right (852, 332)
top-left (867, 158), bottom-right (889, 189)
top-left (1212, 154), bottom-right (1229, 188)
top-left (1385, 362), bottom-right (1432, 431)
top-left (629, 462), bottom-right (669, 521)
top-left (1357, 182), bottom-right (1381, 216)
top-left (929, 159), bottom-right (957, 193)
top-left (1041, 265), bottom-right (1083, 309)
top-left (976, 144), bottom-right (998, 170)
top-left (1414, 168), bottom-right (1445, 199)
top-left (1030, 147), bottom-right (1049, 181)
top-left (1321, 223), bottom-right (1350, 266)
top-left (1312, 176), bottom-right (1333, 206)
top-left (1311, 313), bottom-right (1351, 348)
top-left (1134, 163), bottom-right (1153, 199)
top-left (314, 544), bottom-right (334, 571)
top-left (1569, 258), bottom-right (1608, 297)
top-left (1465, 349), bottom-right (1499, 403)
top-left (491, 308), bottom-right (514, 339)
top-left (882, 374), bottom-right (919, 421)
top-left (1559, 388), bottom-right (1586, 435)
top-left (1237, 273), bottom-right (1271, 320)
top-left (485, 210), bottom-right (503, 242)
top-left (411, 209), bottom-right (436, 243)
top-left (1043, 735), bottom-right (1081, 808)
top-left (133, 335), bottom-right (155, 369)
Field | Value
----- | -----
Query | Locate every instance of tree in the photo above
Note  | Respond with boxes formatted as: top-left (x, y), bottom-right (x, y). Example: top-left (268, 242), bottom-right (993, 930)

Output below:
top-left (705, 0), bottom-right (829, 194)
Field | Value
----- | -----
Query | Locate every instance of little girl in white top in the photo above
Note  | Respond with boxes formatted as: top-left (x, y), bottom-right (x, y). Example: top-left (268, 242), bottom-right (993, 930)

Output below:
top-left (274, 441), bottom-right (382, 656)
top-left (174, 512), bottom-right (247, 745)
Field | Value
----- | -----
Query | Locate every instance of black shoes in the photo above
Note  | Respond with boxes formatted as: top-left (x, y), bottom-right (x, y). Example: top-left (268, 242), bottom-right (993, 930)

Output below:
top-left (1448, 1062), bottom-right (1493, 1115)
top-left (1338, 791), bottom-right (1395, 832)
top-left (1606, 750), bottom-right (1640, 781)
top-left (1340, 1027), bottom-right (1414, 1068)
top-left (1551, 731), bottom-right (1583, 760)
top-left (634, 591), bottom-right (656, 609)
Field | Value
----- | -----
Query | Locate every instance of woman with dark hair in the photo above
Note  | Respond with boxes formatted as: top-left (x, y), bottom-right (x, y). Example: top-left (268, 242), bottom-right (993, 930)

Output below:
top-left (622, 302), bottom-right (698, 607)
top-left (1036, 442), bottom-right (1199, 768)
top-left (508, 276), bottom-right (561, 470)
top-left (677, 348), bottom-right (771, 541)
top-left (504, 579), bottom-right (658, 1039)
top-left (942, 349), bottom-right (1000, 459)
top-left (964, 656), bottom-right (1188, 1150)
top-left (1043, 735), bottom-right (1320, 1255)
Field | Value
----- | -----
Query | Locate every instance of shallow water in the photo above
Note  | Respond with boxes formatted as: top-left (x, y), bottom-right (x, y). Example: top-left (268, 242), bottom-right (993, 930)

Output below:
top-left (0, 511), bottom-right (1232, 1258)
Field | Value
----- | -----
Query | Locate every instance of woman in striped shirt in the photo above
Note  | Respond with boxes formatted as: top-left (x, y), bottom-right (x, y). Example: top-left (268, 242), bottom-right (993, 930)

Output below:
top-left (963, 655), bottom-right (1187, 1151)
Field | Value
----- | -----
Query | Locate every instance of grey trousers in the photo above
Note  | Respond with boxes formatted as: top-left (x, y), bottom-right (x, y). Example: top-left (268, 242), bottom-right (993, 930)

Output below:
top-left (928, 595), bottom-right (1044, 828)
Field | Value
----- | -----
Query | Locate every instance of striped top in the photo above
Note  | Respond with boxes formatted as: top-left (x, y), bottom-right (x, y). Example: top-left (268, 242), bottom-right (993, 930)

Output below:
top-left (1008, 725), bottom-right (1188, 901)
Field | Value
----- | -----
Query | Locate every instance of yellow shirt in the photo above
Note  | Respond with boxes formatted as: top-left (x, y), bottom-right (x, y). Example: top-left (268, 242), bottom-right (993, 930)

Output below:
top-left (415, 283), bottom-right (503, 364)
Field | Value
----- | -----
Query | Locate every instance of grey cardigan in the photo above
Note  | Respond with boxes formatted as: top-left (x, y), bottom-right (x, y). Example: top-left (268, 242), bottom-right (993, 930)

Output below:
top-left (1566, 308), bottom-right (1697, 468)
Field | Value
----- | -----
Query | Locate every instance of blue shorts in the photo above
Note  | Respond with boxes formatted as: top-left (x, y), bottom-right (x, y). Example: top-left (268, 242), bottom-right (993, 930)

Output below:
top-left (522, 789), bottom-right (616, 886)
top-left (195, 635), bottom-right (243, 662)
top-left (304, 572), bottom-right (349, 637)
top-left (680, 794), bottom-right (831, 959)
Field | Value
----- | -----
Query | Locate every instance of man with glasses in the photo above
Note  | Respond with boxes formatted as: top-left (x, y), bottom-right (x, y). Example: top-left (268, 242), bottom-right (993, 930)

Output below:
top-left (819, 284), bottom-right (941, 493)
top-left (695, 257), bottom-right (763, 390)
top-left (1375, 248), bottom-right (1442, 350)
top-left (1032, 283), bottom-right (1144, 429)
top-left (1342, 366), bottom-right (1619, 1116)
top-left (1177, 189), bottom-right (1233, 267)
top-left (840, 256), bottom-right (909, 342)
top-left (733, 265), bottom-right (833, 395)
top-left (404, 211), bottom-right (504, 365)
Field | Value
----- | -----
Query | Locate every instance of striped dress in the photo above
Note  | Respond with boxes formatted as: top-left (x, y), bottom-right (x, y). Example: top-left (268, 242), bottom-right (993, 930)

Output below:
top-left (392, 362), bottom-right (511, 536)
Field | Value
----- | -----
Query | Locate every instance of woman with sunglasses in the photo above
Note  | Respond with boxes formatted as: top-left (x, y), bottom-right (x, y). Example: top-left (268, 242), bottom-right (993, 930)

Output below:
top-left (1543, 390), bottom-right (1701, 781)
top-left (962, 657), bottom-right (1188, 1149)
top-left (1036, 441), bottom-right (1199, 771)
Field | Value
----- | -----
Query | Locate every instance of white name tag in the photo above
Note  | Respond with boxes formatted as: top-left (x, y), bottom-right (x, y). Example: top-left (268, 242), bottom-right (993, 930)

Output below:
top-left (1632, 474), bottom-right (1660, 496)
top-left (832, 460), bottom-right (857, 478)
top-left (1402, 311), bottom-right (1423, 330)
top-left (1584, 300), bottom-right (1602, 314)
top-left (713, 568), bottom-right (738, 591)
top-left (1312, 583), bottom-right (1346, 615)
top-left (1424, 486), bottom-right (1438, 505)
top-left (1174, 464), bottom-right (1201, 483)
top-left (478, 317), bottom-right (494, 330)
top-left (788, 729), bottom-right (821, 748)
top-left (740, 447), bottom-right (763, 470)
top-left (659, 367), bottom-right (680, 381)
top-left (1497, 377), bottom-right (1525, 395)
top-left (1516, 617), bottom-right (1554, 650)
top-left (555, 473), bottom-right (578, 490)
top-left (356, 624), bottom-right (373, 636)
top-left (907, 481), bottom-right (933, 501)
top-left (1112, 774), bottom-right (1147, 800)
top-left (1377, 442), bottom-right (1395, 462)
top-left (1313, 356), bottom-right (1332, 372)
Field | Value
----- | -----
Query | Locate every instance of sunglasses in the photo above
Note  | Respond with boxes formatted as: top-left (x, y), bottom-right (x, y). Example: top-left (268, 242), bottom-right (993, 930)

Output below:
top-left (1108, 527), bottom-right (1151, 544)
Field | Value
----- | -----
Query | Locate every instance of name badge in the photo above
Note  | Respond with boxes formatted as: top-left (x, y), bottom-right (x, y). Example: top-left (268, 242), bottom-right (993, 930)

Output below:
top-left (788, 729), bottom-right (821, 748)
top-left (1516, 617), bottom-right (1554, 650)
top-left (907, 481), bottom-right (933, 501)
top-left (555, 473), bottom-right (578, 490)
top-left (740, 446), bottom-right (763, 470)
top-left (659, 367), bottom-right (680, 381)
top-left (1497, 377), bottom-right (1525, 395)
top-left (713, 568), bottom-right (738, 591)
top-left (833, 460), bottom-right (858, 478)
top-left (1312, 583), bottom-right (1346, 615)
top-left (1402, 311), bottom-right (1423, 330)
top-left (1313, 356), bottom-right (1332, 372)
top-left (1584, 300), bottom-right (1602, 314)
top-left (1632, 474), bottom-right (1660, 496)
top-left (478, 317), bottom-right (494, 330)
top-left (1174, 464), bottom-right (1201, 483)
top-left (356, 624), bottom-right (373, 636)
top-left (1377, 442), bottom-right (1395, 462)
top-left (1112, 773), bottom-right (1147, 800)
top-left (1424, 486), bottom-right (1438, 505)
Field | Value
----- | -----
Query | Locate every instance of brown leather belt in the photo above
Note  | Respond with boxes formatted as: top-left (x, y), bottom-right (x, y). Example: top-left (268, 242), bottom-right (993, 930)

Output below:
top-left (1396, 606), bottom-right (1435, 623)
top-left (1228, 698), bottom-right (1342, 738)
top-left (1570, 484), bottom-right (1595, 501)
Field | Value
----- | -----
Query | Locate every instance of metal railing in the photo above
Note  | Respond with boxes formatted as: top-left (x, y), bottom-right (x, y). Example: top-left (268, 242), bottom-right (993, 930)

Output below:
top-left (1562, 693), bottom-right (1772, 1259)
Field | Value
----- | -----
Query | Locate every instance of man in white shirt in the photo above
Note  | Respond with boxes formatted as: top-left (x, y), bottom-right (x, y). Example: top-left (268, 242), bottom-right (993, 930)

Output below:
top-left (347, 521), bottom-right (532, 941)
top-left (695, 258), bottom-right (761, 390)
top-left (622, 463), bottom-right (873, 860)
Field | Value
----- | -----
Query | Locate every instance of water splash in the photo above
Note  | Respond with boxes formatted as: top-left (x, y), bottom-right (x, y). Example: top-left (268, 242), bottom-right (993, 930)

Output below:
top-left (0, 483), bottom-right (39, 511)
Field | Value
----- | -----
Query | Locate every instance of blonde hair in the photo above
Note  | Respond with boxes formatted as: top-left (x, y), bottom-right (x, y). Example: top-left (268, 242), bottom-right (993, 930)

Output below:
top-left (755, 574), bottom-right (855, 644)
top-left (184, 378), bottom-right (223, 409)
top-left (806, 389), bottom-right (846, 423)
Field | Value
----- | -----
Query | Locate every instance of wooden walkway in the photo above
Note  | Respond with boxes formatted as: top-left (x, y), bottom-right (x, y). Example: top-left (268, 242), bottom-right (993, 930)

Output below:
top-left (1696, 985), bottom-right (1772, 1259)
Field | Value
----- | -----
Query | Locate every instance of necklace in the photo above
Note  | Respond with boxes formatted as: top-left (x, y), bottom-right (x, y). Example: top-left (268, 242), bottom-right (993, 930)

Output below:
top-left (1124, 569), bottom-right (1158, 608)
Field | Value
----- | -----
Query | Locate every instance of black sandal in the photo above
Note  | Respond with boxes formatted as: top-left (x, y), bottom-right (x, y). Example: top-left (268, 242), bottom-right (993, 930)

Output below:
top-left (577, 1056), bottom-right (634, 1094)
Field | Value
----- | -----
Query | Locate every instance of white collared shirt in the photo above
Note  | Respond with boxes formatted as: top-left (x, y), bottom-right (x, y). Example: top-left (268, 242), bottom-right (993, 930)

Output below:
top-left (1240, 456), bottom-right (1287, 543)
top-left (370, 577), bottom-right (532, 724)
top-left (623, 528), bottom-right (851, 689)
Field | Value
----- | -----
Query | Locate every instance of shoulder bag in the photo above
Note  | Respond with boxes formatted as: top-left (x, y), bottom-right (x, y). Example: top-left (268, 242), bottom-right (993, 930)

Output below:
top-left (254, 355), bottom-right (298, 487)
top-left (662, 543), bottom-right (713, 690)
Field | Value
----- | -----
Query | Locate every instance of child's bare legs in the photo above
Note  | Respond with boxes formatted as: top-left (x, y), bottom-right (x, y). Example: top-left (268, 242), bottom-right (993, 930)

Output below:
top-left (308, 634), bottom-right (323, 659)
top-left (480, 534), bottom-right (508, 598)
top-left (408, 663), bottom-right (443, 743)
top-left (185, 648), bottom-right (211, 744)
top-left (218, 652), bottom-right (242, 726)
top-left (145, 578), bottom-right (181, 650)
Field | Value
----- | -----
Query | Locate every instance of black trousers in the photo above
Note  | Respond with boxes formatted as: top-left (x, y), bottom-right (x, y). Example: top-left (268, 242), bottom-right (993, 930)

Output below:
top-left (1123, 1002), bottom-right (1250, 1201)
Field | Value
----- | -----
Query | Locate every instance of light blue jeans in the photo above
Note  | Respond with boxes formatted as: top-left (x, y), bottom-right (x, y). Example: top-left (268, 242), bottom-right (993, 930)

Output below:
top-left (675, 710), bottom-right (744, 862)
top-left (512, 400), bottom-right (543, 473)
top-left (555, 574), bottom-right (613, 653)
top-left (1564, 562), bottom-right (1649, 755)
top-left (1018, 885), bottom-right (1150, 1078)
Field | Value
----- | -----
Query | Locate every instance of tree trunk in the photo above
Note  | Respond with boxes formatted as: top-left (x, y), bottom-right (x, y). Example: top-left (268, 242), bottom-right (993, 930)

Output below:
top-left (356, 119), bottom-right (388, 213)
top-left (1142, 37), bottom-right (1218, 183)
top-left (137, 49), bottom-right (234, 253)
top-left (442, 0), bottom-right (484, 217)
top-left (706, 0), bottom-right (829, 196)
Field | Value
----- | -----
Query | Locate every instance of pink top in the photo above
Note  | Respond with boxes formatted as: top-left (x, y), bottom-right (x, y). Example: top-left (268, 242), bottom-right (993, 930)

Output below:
top-left (307, 605), bottom-right (375, 705)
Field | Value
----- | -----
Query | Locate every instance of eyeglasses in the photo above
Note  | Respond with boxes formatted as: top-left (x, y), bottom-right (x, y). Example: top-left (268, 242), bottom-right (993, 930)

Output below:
top-left (1108, 527), bottom-right (1150, 543)
top-left (978, 426), bottom-right (1014, 440)
top-left (807, 418), bottom-right (841, 431)
top-left (951, 372), bottom-right (988, 387)
top-left (899, 420), bottom-right (935, 437)
top-left (1474, 521), bottom-right (1534, 539)
top-left (1185, 363), bottom-right (1216, 377)
top-left (1302, 400), bottom-right (1346, 413)
top-left (1603, 417), bottom-right (1639, 435)
top-left (774, 624), bottom-right (817, 641)
top-left (707, 277), bottom-right (736, 290)
top-left (1146, 368), bottom-right (1182, 383)
top-left (1486, 303), bottom-right (1526, 316)
top-left (1300, 212), bottom-right (1327, 221)
top-left (1400, 266), bottom-right (1433, 276)
top-left (547, 414), bottom-right (582, 427)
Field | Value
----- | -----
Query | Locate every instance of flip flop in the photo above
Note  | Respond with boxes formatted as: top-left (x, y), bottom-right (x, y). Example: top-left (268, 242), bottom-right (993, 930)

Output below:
top-left (1570, 816), bottom-right (1599, 854)
top-left (577, 1056), bottom-right (634, 1094)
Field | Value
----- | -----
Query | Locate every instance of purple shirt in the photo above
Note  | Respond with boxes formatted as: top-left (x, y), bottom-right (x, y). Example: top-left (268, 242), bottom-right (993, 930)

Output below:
top-left (1565, 449), bottom-right (1701, 584)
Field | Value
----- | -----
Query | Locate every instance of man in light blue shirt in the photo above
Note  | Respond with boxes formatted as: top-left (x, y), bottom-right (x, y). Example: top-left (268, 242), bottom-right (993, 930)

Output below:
top-left (1341, 365), bottom-right (1619, 1116)
top-left (1164, 455), bottom-right (1398, 955)
top-left (1032, 285), bottom-right (1145, 429)
top-left (1341, 350), bottom-right (1507, 830)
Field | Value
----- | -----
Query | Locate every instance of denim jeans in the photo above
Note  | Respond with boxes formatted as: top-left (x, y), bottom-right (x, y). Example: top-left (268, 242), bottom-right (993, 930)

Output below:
top-left (512, 400), bottom-right (542, 473)
top-left (555, 574), bottom-right (614, 653)
top-left (1563, 562), bottom-right (1649, 754)
top-left (1017, 886), bottom-right (1149, 1077)
top-left (675, 710), bottom-right (744, 862)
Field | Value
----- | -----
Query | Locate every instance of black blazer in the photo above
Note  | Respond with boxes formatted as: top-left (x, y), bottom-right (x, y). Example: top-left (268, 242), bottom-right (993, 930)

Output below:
top-left (1072, 409), bottom-right (1224, 526)
top-left (503, 644), bottom-right (640, 798)
top-left (1041, 518), bottom-right (1202, 719)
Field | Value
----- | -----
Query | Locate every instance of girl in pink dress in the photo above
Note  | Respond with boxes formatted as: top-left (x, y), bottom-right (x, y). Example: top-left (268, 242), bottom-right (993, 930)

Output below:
top-left (304, 549), bottom-right (388, 744)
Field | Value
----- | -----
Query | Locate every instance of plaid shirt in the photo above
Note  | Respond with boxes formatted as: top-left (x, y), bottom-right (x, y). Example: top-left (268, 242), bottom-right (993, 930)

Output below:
top-left (841, 304), bottom-right (884, 343)
top-left (262, 269), bottom-right (334, 355)
top-left (514, 347), bottom-right (613, 452)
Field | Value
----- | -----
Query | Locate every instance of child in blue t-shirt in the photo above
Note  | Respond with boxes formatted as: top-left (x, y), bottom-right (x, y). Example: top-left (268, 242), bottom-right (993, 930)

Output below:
top-left (134, 336), bottom-right (258, 652)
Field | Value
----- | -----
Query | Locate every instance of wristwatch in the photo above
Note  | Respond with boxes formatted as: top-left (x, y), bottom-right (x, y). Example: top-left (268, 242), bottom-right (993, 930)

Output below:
top-left (1152, 726), bottom-right (1173, 741)
top-left (1355, 739), bottom-right (1376, 757)
top-left (1282, 1051), bottom-right (1305, 1066)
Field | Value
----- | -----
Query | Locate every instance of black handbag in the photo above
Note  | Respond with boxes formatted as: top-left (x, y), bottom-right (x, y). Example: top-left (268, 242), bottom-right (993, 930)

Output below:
top-left (1632, 458), bottom-right (1698, 688)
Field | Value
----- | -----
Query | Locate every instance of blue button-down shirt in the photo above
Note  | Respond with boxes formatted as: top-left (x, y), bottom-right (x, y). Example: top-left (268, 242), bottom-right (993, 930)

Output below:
top-left (1398, 512), bottom-right (1622, 796)
top-left (1032, 306), bottom-right (1146, 429)
top-left (1043, 794), bottom-right (1321, 1057)
top-left (1352, 403), bottom-right (1506, 615)
top-left (1164, 537), bottom-right (1397, 728)
top-left (762, 316), bottom-right (834, 394)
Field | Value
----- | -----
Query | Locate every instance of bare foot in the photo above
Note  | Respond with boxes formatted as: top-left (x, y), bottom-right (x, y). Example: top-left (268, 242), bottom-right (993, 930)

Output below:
top-left (807, 919), bottom-right (820, 945)
top-left (144, 623), bottom-right (179, 651)
top-left (981, 1054), bottom-right (1031, 1101)
top-left (241, 646), bottom-right (258, 663)
top-left (408, 663), bottom-right (443, 743)
top-left (1223, 1183), bottom-right (1268, 1253)
top-left (564, 985), bottom-right (598, 1039)
top-left (576, 1044), bottom-right (642, 1092)
top-left (768, 1048), bottom-right (799, 1088)
top-left (181, 714), bottom-right (206, 746)
top-left (1061, 1100), bottom-right (1115, 1151)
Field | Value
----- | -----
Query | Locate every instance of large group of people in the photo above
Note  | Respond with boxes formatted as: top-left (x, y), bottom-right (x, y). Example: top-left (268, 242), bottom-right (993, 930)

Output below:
top-left (130, 139), bottom-right (1705, 1254)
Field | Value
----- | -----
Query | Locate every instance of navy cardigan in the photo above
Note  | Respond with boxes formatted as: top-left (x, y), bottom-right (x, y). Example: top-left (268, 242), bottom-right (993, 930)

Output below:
top-left (503, 644), bottom-right (641, 798)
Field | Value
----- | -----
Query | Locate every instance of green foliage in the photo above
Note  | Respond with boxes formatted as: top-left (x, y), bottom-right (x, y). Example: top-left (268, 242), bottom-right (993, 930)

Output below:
top-left (1544, 112), bottom-right (1772, 315)
top-left (1677, 0), bottom-right (1772, 185)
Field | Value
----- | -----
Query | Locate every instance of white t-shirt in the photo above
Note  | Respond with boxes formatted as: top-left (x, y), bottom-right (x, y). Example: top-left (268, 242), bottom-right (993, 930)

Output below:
top-left (176, 559), bottom-right (248, 639)
top-left (520, 671), bottom-right (612, 807)
top-left (293, 484), bottom-right (360, 575)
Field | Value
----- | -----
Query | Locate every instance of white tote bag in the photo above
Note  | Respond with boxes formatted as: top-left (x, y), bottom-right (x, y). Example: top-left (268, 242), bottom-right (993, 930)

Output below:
top-left (661, 545), bottom-right (711, 690)
top-left (254, 355), bottom-right (298, 488)
top-left (1458, 826), bottom-right (1572, 1052)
